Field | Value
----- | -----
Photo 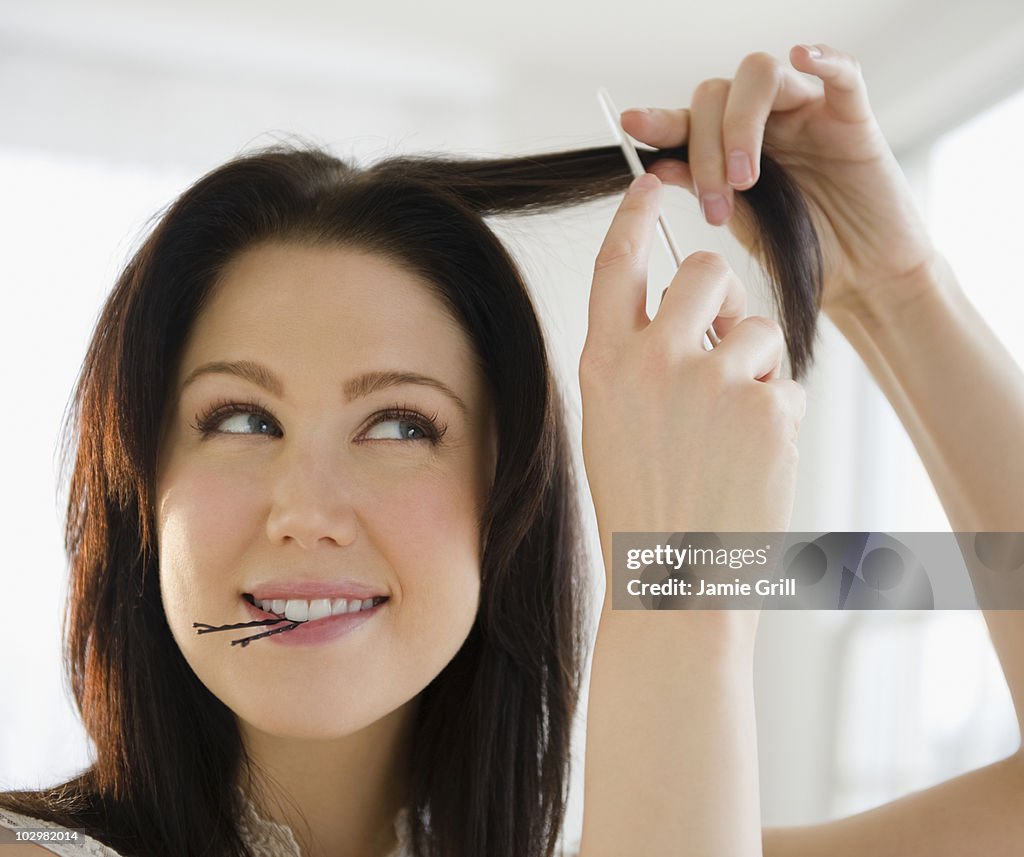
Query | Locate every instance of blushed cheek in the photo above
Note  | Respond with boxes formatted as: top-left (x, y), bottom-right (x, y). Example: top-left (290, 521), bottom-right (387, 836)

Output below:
top-left (386, 472), bottom-right (484, 625)
top-left (157, 470), bottom-right (253, 631)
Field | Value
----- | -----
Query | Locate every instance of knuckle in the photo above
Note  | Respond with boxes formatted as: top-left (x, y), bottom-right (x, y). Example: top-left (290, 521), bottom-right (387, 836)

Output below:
top-left (833, 48), bottom-right (862, 79)
top-left (721, 113), bottom-right (753, 146)
top-left (705, 354), bottom-right (734, 390)
top-left (638, 336), bottom-right (680, 378)
top-left (738, 51), bottom-right (779, 80)
top-left (693, 77), bottom-right (731, 102)
top-left (593, 239), bottom-right (640, 272)
top-left (685, 249), bottom-right (731, 275)
top-left (747, 314), bottom-right (784, 340)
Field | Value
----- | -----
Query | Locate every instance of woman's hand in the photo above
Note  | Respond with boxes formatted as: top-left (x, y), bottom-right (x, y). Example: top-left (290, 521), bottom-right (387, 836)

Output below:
top-left (622, 43), bottom-right (939, 316)
top-left (579, 172), bottom-right (806, 588)
top-left (578, 174), bottom-right (786, 855)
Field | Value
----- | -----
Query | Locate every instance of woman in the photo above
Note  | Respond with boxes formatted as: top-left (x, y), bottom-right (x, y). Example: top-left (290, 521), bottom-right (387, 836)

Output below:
top-left (2, 42), bottom-right (1022, 857)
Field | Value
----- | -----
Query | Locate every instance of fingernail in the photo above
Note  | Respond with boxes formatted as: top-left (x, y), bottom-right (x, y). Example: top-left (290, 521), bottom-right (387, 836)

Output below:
top-left (700, 193), bottom-right (729, 225)
top-left (629, 173), bottom-right (659, 194)
top-left (623, 107), bottom-right (652, 116)
top-left (727, 150), bottom-right (753, 186)
top-left (802, 44), bottom-right (822, 58)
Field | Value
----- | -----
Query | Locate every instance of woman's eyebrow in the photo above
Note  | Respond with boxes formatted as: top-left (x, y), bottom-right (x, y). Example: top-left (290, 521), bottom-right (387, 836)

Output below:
top-left (179, 359), bottom-right (470, 418)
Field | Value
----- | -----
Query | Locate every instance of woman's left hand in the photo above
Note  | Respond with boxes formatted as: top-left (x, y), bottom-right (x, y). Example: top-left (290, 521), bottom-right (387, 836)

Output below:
top-left (621, 43), bottom-right (939, 317)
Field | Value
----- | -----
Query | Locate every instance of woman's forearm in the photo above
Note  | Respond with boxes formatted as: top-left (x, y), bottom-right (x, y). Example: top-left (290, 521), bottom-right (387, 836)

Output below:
top-left (578, 606), bottom-right (762, 857)
top-left (826, 255), bottom-right (1024, 740)
top-left (825, 254), bottom-right (1024, 532)
top-left (763, 751), bottom-right (1024, 857)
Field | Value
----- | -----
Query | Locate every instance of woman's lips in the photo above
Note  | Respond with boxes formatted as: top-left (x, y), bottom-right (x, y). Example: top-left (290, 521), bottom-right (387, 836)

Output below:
top-left (241, 597), bottom-right (385, 646)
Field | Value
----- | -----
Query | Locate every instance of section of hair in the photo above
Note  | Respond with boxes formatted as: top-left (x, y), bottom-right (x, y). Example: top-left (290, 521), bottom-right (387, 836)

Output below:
top-left (368, 141), bottom-right (823, 380)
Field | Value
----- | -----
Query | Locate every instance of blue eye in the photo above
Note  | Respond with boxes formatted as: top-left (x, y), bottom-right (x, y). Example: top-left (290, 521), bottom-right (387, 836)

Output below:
top-left (190, 398), bottom-right (447, 445)
top-left (192, 398), bottom-right (281, 438)
top-left (209, 410), bottom-right (278, 436)
top-left (364, 416), bottom-right (430, 441)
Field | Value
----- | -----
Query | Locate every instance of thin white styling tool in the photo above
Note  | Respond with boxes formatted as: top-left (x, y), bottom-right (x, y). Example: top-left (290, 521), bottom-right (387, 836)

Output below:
top-left (596, 87), bottom-right (721, 350)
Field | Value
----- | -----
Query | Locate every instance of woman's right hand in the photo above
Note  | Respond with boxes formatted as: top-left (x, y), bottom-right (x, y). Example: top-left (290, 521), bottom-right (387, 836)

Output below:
top-left (579, 172), bottom-right (806, 580)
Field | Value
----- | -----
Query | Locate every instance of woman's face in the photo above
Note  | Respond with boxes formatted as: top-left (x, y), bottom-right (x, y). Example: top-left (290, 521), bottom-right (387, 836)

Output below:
top-left (155, 241), bottom-right (497, 739)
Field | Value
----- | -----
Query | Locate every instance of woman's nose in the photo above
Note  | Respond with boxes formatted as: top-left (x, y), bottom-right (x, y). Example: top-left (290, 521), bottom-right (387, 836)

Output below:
top-left (264, 438), bottom-right (359, 550)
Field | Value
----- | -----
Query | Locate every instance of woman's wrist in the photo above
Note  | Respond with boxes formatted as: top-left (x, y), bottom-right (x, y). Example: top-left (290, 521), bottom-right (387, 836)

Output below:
top-left (598, 595), bottom-right (761, 654)
top-left (823, 251), bottom-right (956, 334)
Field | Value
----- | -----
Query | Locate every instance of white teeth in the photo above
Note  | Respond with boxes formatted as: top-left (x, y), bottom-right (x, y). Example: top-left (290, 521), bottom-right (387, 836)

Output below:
top-left (308, 599), bottom-right (332, 621)
top-left (254, 595), bottom-right (381, 619)
top-left (283, 600), bottom-right (309, 622)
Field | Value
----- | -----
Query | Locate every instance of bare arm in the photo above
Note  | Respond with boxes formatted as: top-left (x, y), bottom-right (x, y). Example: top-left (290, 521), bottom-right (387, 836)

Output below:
top-left (764, 752), bottom-right (1024, 857)
top-left (827, 253), bottom-right (1024, 733)
top-left (765, 251), bottom-right (1024, 857)
top-left (579, 608), bottom-right (762, 857)
top-left (827, 252), bottom-right (1024, 535)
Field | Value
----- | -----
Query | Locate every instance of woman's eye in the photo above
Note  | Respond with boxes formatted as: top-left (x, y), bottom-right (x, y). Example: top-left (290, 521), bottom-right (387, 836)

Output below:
top-left (363, 417), bottom-right (430, 441)
top-left (193, 402), bottom-right (443, 444)
top-left (195, 399), bottom-right (444, 444)
top-left (211, 410), bottom-right (278, 436)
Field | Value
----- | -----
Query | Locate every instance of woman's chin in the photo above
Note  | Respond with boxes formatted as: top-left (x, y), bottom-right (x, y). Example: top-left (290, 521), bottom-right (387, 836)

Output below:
top-left (233, 702), bottom-right (387, 741)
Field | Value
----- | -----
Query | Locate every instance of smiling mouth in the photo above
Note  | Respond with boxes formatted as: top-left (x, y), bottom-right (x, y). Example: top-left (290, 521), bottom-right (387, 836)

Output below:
top-left (240, 592), bottom-right (388, 619)
top-left (193, 593), bottom-right (389, 648)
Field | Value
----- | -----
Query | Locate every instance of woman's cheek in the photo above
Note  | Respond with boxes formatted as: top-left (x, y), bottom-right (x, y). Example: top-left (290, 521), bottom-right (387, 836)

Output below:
top-left (159, 470), bottom-right (254, 628)
top-left (397, 469), bottom-right (482, 558)
top-left (382, 477), bottom-right (483, 627)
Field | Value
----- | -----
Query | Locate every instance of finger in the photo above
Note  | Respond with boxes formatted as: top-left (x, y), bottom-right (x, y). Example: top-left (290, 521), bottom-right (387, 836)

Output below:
top-left (621, 108), bottom-right (695, 193)
top-left (789, 43), bottom-right (874, 124)
top-left (723, 52), bottom-right (821, 190)
top-left (648, 158), bottom-right (694, 194)
top-left (710, 283), bottom-right (748, 340)
top-left (620, 106), bottom-right (689, 149)
top-left (689, 78), bottom-right (733, 226)
top-left (656, 266), bottom-right (747, 341)
top-left (710, 315), bottom-right (785, 382)
top-left (649, 251), bottom-right (745, 354)
top-left (587, 173), bottom-right (662, 346)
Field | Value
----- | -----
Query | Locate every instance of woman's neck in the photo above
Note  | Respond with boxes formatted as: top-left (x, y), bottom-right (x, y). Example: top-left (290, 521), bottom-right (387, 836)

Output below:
top-left (239, 696), bottom-right (418, 857)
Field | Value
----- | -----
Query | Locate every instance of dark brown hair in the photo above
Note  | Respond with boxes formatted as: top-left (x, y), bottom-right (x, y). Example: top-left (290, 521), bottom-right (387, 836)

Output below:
top-left (0, 137), bottom-right (822, 857)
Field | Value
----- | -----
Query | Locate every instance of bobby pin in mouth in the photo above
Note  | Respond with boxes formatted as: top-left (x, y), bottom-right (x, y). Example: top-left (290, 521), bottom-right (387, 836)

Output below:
top-left (192, 617), bottom-right (308, 647)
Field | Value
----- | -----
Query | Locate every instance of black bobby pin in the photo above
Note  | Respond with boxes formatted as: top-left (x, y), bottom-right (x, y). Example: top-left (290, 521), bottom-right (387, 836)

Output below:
top-left (192, 617), bottom-right (308, 647)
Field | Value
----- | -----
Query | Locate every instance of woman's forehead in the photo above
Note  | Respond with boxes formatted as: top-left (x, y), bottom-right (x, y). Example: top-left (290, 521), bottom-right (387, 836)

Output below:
top-left (206, 241), bottom-right (455, 326)
top-left (182, 242), bottom-right (477, 381)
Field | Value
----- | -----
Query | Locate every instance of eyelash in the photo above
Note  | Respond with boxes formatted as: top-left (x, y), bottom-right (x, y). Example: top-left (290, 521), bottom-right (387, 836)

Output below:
top-left (189, 396), bottom-right (449, 445)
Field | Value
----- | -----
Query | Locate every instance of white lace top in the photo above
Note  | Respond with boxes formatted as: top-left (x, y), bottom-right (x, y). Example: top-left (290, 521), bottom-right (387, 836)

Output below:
top-left (0, 789), bottom-right (412, 856)
top-left (0, 791), bottom-right (580, 856)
